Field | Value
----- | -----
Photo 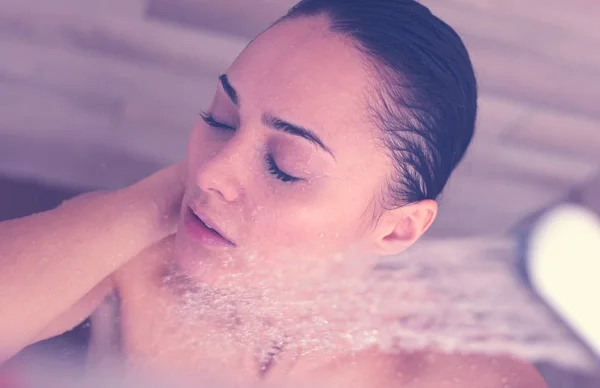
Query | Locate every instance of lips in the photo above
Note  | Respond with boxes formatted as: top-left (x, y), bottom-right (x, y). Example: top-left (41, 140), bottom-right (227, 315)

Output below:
top-left (185, 207), bottom-right (236, 247)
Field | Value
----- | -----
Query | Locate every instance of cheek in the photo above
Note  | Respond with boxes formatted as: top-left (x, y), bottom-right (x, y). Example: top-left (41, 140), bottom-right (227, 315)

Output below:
top-left (250, 189), bottom-right (367, 256)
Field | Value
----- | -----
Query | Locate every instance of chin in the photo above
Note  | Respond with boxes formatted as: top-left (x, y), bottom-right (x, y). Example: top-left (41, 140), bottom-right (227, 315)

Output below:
top-left (171, 231), bottom-right (243, 284)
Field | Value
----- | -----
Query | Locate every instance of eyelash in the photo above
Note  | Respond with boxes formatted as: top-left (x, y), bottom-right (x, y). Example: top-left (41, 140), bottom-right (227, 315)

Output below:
top-left (200, 111), bottom-right (301, 184)
top-left (265, 154), bottom-right (300, 183)
top-left (200, 111), bottom-right (235, 131)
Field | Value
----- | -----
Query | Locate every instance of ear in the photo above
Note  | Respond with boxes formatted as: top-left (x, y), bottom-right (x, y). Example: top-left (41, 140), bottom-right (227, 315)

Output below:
top-left (370, 200), bottom-right (438, 256)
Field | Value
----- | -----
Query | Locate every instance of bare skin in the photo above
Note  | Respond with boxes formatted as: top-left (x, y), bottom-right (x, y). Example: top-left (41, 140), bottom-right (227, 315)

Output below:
top-left (0, 163), bottom-right (185, 361)
top-left (1, 15), bottom-right (548, 388)
top-left (104, 238), bottom-right (548, 387)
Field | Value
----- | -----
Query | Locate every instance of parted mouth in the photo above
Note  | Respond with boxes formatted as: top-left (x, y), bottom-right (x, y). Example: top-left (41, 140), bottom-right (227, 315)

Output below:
top-left (188, 206), bottom-right (236, 246)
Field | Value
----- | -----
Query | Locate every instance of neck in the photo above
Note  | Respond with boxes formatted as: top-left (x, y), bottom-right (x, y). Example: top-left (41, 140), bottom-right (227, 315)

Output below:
top-left (162, 259), bottom-right (371, 353)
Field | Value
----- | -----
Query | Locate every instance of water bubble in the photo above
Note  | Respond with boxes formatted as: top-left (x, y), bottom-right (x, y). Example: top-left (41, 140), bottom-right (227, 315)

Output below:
top-left (120, 238), bottom-right (594, 383)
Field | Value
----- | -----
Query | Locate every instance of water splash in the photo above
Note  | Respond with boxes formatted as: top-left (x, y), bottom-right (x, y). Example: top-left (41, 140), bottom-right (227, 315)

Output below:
top-left (159, 237), bottom-right (595, 373)
top-left (10, 238), bottom-right (597, 387)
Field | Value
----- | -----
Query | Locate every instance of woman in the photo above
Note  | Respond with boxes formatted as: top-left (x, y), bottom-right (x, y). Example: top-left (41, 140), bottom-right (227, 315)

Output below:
top-left (0, 0), bottom-right (547, 386)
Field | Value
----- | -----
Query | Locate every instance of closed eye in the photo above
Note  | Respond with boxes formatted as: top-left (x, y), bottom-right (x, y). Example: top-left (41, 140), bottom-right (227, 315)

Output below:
top-left (265, 154), bottom-right (301, 183)
top-left (200, 110), bottom-right (300, 184)
top-left (200, 111), bottom-right (235, 131)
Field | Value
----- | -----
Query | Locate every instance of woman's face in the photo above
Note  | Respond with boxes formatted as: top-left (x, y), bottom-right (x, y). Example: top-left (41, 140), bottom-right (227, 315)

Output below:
top-left (174, 16), bottom-right (393, 283)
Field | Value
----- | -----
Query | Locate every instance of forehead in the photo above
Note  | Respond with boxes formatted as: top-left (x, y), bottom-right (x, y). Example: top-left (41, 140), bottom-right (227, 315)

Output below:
top-left (226, 16), bottom-right (382, 157)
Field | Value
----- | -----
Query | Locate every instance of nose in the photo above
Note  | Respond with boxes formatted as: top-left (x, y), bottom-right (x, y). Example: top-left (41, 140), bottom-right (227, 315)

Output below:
top-left (194, 138), bottom-right (247, 203)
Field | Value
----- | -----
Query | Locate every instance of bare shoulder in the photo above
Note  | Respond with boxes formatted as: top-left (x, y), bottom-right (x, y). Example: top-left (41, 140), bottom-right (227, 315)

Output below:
top-left (313, 349), bottom-right (547, 388)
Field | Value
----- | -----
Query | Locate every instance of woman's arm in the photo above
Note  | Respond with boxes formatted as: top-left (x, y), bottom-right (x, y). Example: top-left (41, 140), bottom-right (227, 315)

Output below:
top-left (0, 163), bottom-right (185, 362)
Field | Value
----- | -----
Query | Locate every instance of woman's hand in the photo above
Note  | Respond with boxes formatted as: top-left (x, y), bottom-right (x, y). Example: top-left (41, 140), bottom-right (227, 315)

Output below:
top-left (0, 162), bottom-right (188, 360)
top-left (121, 161), bottom-right (187, 239)
top-left (61, 161), bottom-right (187, 245)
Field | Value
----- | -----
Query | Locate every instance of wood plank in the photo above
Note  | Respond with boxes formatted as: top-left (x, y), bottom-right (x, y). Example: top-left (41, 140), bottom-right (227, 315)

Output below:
top-left (0, 0), bottom-right (147, 19)
top-left (146, 0), bottom-right (296, 39)
top-left (457, 141), bottom-right (600, 188)
top-left (467, 38), bottom-right (600, 120)
top-left (0, 5), bottom-right (246, 75)
top-left (475, 94), bottom-right (530, 139)
top-left (424, 0), bottom-right (600, 42)
top-left (428, 206), bottom-right (518, 236)
top-left (0, 39), bottom-right (208, 163)
top-left (0, 78), bottom-right (193, 165)
top-left (117, 99), bottom-right (193, 163)
top-left (425, 0), bottom-right (600, 125)
top-left (453, 93), bottom-right (600, 188)
top-left (441, 174), bottom-right (567, 215)
top-left (0, 131), bottom-right (164, 190)
top-left (430, 174), bottom-right (568, 236)
top-left (0, 80), bottom-right (119, 139)
top-left (504, 108), bottom-right (600, 161)
top-left (423, 1), bottom-right (600, 72)
top-left (0, 37), bottom-right (217, 118)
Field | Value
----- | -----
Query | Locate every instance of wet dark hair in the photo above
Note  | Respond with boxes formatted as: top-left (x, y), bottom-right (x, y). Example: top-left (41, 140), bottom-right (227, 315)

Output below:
top-left (282, 0), bottom-right (477, 207)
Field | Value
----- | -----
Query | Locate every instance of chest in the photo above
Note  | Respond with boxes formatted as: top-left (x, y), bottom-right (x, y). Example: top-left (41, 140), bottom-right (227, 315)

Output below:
top-left (94, 255), bottom-right (402, 387)
top-left (114, 270), bottom-right (259, 384)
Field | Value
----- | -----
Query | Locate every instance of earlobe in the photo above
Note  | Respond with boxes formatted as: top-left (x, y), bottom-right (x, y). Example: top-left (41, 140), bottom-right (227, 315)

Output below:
top-left (372, 200), bottom-right (438, 256)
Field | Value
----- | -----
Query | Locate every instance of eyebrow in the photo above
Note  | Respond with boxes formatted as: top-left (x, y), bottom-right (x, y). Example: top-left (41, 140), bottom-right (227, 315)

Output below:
top-left (262, 113), bottom-right (335, 158)
top-left (219, 74), bottom-right (239, 106)
top-left (218, 73), bottom-right (334, 158)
